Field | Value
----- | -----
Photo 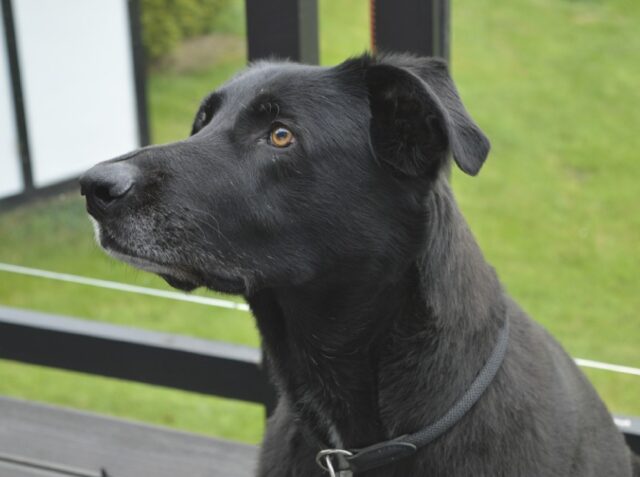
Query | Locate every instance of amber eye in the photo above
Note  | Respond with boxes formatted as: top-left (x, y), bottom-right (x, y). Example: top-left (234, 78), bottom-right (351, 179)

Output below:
top-left (270, 126), bottom-right (294, 147)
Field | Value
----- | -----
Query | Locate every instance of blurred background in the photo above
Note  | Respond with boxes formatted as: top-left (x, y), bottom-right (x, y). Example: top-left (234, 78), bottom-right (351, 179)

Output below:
top-left (0, 0), bottom-right (638, 445)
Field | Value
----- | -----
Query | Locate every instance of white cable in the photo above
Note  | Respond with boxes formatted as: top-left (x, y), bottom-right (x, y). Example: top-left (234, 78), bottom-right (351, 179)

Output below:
top-left (0, 262), bottom-right (249, 311)
top-left (574, 358), bottom-right (640, 377)
top-left (1, 262), bottom-right (639, 377)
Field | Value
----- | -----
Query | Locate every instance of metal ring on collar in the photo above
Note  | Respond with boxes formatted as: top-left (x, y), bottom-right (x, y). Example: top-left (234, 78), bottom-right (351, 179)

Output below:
top-left (315, 449), bottom-right (353, 476)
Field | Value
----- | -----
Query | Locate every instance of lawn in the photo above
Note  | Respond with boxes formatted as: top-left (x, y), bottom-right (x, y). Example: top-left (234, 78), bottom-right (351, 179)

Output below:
top-left (0, 0), bottom-right (639, 444)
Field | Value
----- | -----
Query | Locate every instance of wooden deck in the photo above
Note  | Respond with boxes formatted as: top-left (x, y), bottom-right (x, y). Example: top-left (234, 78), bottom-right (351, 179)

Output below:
top-left (0, 396), bottom-right (257, 477)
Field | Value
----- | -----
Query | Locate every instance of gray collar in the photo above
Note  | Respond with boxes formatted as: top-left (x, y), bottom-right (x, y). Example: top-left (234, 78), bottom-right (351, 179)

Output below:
top-left (316, 317), bottom-right (510, 476)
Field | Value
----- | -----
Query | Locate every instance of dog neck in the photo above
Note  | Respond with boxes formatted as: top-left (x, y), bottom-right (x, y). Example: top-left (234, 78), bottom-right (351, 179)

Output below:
top-left (246, 179), bottom-right (505, 452)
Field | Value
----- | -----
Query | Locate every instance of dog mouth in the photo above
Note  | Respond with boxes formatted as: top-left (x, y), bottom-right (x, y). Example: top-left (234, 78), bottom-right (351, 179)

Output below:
top-left (91, 218), bottom-right (246, 294)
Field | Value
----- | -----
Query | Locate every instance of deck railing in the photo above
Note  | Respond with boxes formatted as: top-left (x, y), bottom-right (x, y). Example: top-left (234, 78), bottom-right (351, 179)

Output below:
top-left (0, 0), bottom-right (638, 459)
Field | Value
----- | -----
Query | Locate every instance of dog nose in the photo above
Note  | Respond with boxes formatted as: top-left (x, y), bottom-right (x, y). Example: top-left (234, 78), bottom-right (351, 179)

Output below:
top-left (80, 162), bottom-right (138, 219)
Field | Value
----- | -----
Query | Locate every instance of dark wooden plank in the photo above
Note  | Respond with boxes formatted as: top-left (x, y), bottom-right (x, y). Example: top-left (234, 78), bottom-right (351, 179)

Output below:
top-left (0, 461), bottom-right (64, 477)
top-left (0, 456), bottom-right (101, 477)
top-left (0, 397), bottom-right (257, 477)
top-left (616, 415), bottom-right (640, 456)
top-left (0, 305), bottom-right (276, 410)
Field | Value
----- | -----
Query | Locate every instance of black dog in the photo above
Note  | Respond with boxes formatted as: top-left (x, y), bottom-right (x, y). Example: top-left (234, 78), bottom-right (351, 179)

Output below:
top-left (80, 54), bottom-right (637, 476)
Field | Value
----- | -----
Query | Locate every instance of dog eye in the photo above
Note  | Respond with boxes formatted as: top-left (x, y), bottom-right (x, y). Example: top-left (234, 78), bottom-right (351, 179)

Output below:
top-left (269, 126), bottom-right (294, 148)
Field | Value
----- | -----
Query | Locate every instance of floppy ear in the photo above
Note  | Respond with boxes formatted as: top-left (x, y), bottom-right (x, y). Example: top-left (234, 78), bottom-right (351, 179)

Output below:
top-left (190, 93), bottom-right (221, 136)
top-left (365, 58), bottom-right (490, 176)
top-left (190, 109), bottom-right (208, 136)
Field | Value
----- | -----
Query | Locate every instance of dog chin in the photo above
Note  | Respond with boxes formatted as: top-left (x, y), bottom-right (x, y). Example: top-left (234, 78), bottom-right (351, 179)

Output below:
top-left (159, 274), bottom-right (199, 291)
top-left (159, 270), bottom-right (246, 294)
top-left (108, 248), bottom-right (201, 285)
top-left (91, 218), bottom-right (200, 288)
top-left (91, 218), bottom-right (246, 294)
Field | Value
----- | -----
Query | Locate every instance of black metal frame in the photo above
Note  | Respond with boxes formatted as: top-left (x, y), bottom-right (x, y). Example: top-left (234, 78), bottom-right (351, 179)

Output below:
top-left (0, 0), bottom-right (149, 208)
top-left (245, 0), bottom-right (318, 63)
top-left (372, 0), bottom-right (450, 60)
top-left (127, 0), bottom-right (150, 146)
top-left (0, 177), bottom-right (78, 212)
top-left (1, 0), bottom-right (33, 192)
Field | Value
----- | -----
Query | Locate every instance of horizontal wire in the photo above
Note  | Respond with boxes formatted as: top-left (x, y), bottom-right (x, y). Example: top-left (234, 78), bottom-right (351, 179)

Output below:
top-left (1, 263), bottom-right (639, 377)
top-left (0, 262), bottom-right (249, 311)
top-left (574, 358), bottom-right (640, 377)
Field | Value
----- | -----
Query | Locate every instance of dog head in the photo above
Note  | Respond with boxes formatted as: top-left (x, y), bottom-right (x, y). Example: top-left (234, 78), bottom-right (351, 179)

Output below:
top-left (80, 54), bottom-right (489, 295)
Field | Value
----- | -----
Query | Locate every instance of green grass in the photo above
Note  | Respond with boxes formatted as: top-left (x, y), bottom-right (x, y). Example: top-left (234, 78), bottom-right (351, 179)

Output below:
top-left (1, 0), bottom-right (639, 443)
top-left (449, 0), bottom-right (640, 413)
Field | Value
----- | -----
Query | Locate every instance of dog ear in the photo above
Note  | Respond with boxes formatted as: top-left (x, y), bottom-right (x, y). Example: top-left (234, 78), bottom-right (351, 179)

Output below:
top-left (190, 110), bottom-right (208, 136)
top-left (190, 93), bottom-right (221, 136)
top-left (366, 64), bottom-right (449, 177)
top-left (364, 58), bottom-right (490, 177)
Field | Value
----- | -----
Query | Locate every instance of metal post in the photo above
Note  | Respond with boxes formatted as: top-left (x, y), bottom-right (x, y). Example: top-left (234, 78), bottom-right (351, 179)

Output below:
top-left (245, 0), bottom-right (318, 64)
top-left (1, 0), bottom-right (33, 191)
top-left (371, 0), bottom-right (450, 60)
top-left (127, 0), bottom-right (150, 146)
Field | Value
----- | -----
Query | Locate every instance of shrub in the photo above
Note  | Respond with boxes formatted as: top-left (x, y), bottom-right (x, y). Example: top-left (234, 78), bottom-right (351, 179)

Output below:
top-left (141, 0), bottom-right (232, 63)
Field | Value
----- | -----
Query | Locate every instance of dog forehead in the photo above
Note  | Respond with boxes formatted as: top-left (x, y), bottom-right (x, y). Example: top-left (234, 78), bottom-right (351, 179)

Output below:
top-left (219, 62), bottom-right (341, 108)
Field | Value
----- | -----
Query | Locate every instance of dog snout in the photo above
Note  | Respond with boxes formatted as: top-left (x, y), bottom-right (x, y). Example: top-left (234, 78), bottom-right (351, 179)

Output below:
top-left (80, 161), bottom-right (138, 219)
